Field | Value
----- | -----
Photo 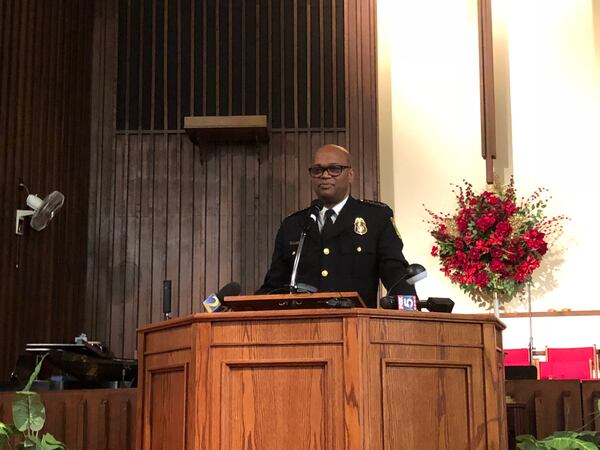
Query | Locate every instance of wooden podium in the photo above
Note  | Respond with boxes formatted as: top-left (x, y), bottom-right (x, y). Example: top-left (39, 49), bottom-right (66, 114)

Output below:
top-left (136, 304), bottom-right (507, 449)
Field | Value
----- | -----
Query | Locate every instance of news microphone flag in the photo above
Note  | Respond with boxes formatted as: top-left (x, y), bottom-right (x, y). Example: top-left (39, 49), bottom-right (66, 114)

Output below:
top-left (203, 293), bottom-right (224, 313)
top-left (396, 295), bottom-right (417, 311)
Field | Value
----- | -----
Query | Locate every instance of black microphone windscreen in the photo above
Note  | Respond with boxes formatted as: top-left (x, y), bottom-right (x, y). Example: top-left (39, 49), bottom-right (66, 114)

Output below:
top-left (217, 281), bottom-right (242, 299)
top-left (380, 296), bottom-right (398, 309)
top-left (311, 199), bottom-right (324, 208)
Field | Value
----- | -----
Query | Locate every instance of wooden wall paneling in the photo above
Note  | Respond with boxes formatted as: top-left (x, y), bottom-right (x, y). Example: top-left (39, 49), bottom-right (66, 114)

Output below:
top-left (0, 2), bottom-right (8, 351)
top-left (0, 389), bottom-right (136, 450)
top-left (5, 4), bottom-right (19, 363)
top-left (204, 147), bottom-right (220, 295)
top-left (218, 143), bottom-right (232, 287)
top-left (137, 133), bottom-right (154, 327)
top-left (179, 135), bottom-right (195, 316)
top-left (297, 132), bottom-right (311, 221)
top-left (151, 133), bottom-right (167, 323)
top-left (86, 0), bottom-right (377, 359)
top-left (363, 0), bottom-right (378, 200)
top-left (87, 0), bottom-right (100, 340)
top-left (505, 380), bottom-right (584, 439)
top-left (230, 145), bottom-right (243, 290)
top-left (344, 0), bottom-right (378, 201)
top-left (123, 132), bottom-right (141, 358)
top-left (110, 134), bottom-right (127, 356)
top-left (0, 0), bottom-right (93, 379)
top-left (581, 380), bottom-right (600, 431)
top-left (191, 142), bottom-right (207, 312)
top-left (166, 133), bottom-right (181, 314)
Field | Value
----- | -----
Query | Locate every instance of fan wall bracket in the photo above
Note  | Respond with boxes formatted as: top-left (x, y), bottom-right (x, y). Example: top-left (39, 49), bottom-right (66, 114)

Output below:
top-left (16, 209), bottom-right (34, 235)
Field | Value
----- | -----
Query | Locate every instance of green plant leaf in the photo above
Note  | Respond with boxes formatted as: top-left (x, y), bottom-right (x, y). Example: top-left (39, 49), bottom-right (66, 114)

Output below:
top-left (39, 433), bottom-right (66, 450)
top-left (516, 441), bottom-right (543, 450)
top-left (12, 392), bottom-right (46, 433)
top-left (517, 434), bottom-right (548, 449)
top-left (543, 436), bottom-right (598, 450)
top-left (23, 355), bottom-right (47, 392)
top-left (0, 422), bottom-right (13, 450)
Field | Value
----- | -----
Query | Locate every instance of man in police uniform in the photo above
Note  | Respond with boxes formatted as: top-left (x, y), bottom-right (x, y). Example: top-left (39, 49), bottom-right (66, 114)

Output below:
top-left (256, 144), bottom-right (416, 308)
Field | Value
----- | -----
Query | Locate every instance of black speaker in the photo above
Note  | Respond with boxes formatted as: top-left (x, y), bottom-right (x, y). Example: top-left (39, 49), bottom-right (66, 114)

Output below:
top-left (505, 365), bottom-right (538, 380)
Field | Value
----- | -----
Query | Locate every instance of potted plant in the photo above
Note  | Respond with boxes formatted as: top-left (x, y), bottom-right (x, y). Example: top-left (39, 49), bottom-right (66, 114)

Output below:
top-left (517, 431), bottom-right (600, 449)
top-left (0, 355), bottom-right (66, 449)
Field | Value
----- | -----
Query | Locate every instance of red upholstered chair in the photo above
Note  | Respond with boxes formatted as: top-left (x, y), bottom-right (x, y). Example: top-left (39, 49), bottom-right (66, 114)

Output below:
top-left (542, 346), bottom-right (598, 380)
top-left (539, 360), bottom-right (593, 380)
top-left (503, 348), bottom-right (531, 366)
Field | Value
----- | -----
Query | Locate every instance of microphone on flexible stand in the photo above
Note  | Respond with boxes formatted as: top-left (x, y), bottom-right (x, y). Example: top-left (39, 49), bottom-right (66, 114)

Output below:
top-left (203, 282), bottom-right (242, 313)
top-left (379, 263), bottom-right (427, 310)
top-left (287, 199), bottom-right (323, 294)
top-left (378, 264), bottom-right (455, 312)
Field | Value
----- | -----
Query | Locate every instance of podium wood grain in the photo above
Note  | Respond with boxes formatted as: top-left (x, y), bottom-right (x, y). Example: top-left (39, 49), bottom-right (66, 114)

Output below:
top-left (136, 309), bottom-right (507, 450)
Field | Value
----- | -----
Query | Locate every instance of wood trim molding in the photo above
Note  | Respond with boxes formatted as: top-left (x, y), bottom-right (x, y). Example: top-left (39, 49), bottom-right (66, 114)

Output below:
top-left (500, 310), bottom-right (600, 319)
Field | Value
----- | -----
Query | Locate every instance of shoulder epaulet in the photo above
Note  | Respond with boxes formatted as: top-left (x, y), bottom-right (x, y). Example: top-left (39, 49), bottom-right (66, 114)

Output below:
top-left (359, 199), bottom-right (390, 208)
top-left (285, 207), bottom-right (310, 219)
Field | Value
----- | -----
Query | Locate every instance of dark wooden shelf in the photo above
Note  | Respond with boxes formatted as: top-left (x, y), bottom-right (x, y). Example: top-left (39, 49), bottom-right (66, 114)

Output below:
top-left (183, 115), bottom-right (269, 144)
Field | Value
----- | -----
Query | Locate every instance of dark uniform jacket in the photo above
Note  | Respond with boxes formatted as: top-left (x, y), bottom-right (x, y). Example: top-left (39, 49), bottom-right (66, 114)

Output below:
top-left (257, 196), bottom-right (416, 307)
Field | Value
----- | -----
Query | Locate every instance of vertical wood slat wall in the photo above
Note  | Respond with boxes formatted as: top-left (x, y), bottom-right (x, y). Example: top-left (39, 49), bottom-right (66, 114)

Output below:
top-left (87, 0), bottom-right (379, 359)
top-left (0, 1), bottom-right (93, 379)
top-left (0, 389), bottom-right (136, 450)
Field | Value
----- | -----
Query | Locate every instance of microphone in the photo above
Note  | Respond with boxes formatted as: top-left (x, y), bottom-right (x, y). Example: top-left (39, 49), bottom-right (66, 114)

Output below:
top-left (304, 199), bottom-right (324, 231)
top-left (203, 281), bottom-right (242, 313)
top-left (288, 199), bottom-right (323, 293)
top-left (163, 280), bottom-right (172, 320)
top-left (380, 295), bottom-right (418, 311)
top-left (386, 263), bottom-right (427, 295)
top-left (380, 263), bottom-right (427, 310)
top-left (380, 297), bottom-right (455, 313)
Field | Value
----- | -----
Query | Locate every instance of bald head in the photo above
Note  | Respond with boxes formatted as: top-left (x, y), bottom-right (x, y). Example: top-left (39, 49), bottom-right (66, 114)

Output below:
top-left (313, 144), bottom-right (352, 166)
top-left (311, 144), bottom-right (354, 207)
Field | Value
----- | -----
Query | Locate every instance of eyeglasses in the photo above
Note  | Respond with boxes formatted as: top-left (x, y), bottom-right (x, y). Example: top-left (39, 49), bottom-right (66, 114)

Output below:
top-left (308, 165), bottom-right (351, 178)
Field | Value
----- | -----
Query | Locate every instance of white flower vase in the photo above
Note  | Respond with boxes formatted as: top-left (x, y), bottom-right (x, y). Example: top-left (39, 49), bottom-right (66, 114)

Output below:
top-left (493, 292), bottom-right (500, 318)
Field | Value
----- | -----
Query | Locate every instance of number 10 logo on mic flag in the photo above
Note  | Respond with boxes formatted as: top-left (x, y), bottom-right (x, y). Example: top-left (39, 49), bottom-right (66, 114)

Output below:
top-left (396, 295), bottom-right (417, 311)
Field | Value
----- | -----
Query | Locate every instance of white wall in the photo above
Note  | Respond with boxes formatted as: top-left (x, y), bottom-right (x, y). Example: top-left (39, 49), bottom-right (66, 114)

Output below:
top-left (377, 0), bottom-right (600, 348)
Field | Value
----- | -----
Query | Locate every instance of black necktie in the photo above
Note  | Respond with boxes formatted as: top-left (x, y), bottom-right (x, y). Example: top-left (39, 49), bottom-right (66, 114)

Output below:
top-left (321, 209), bottom-right (335, 237)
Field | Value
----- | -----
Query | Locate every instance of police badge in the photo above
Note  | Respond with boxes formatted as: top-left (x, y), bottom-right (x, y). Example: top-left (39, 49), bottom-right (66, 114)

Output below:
top-left (354, 217), bottom-right (367, 235)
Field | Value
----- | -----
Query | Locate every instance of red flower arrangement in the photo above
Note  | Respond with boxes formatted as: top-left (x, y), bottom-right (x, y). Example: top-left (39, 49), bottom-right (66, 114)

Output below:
top-left (426, 179), bottom-right (566, 308)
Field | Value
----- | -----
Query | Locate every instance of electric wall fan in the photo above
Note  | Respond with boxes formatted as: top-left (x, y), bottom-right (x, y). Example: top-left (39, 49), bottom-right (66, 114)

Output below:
top-left (16, 185), bottom-right (65, 235)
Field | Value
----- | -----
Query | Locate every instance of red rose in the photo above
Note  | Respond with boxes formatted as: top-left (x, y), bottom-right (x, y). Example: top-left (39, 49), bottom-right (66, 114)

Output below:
top-left (504, 201), bottom-right (517, 215)
top-left (488, 194), bottom-right (500, 205)
top-left (487, 232), bottom-right (504, 246)
top-left (431, 246), bottom-right (439, 256)
top-left (490, 258), bottom-right (505, 273)
top-left (495, 221), bottom-right (512, 237)
top-left (490, 247), bottom-right (503, 259)
top-left (474, 271), bottom-right (490, 287)
top-left (469, 247), bottom-right (482, 261)
top-left (514, 256), bottom-right (541, 281)
top-left (475, 239), bottom-right (490, 253)
top-left (475, 214), bottom-right (496, 232)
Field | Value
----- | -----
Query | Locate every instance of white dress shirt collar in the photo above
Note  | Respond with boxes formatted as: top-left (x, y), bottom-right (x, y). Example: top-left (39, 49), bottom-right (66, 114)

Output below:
top-left (318, 195), bottom-right (349, 229)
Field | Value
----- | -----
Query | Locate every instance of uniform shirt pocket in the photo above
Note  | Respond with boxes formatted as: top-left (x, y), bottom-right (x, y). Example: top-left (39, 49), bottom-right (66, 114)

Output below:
top-left (340, 238), bottom-right (376, 278)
